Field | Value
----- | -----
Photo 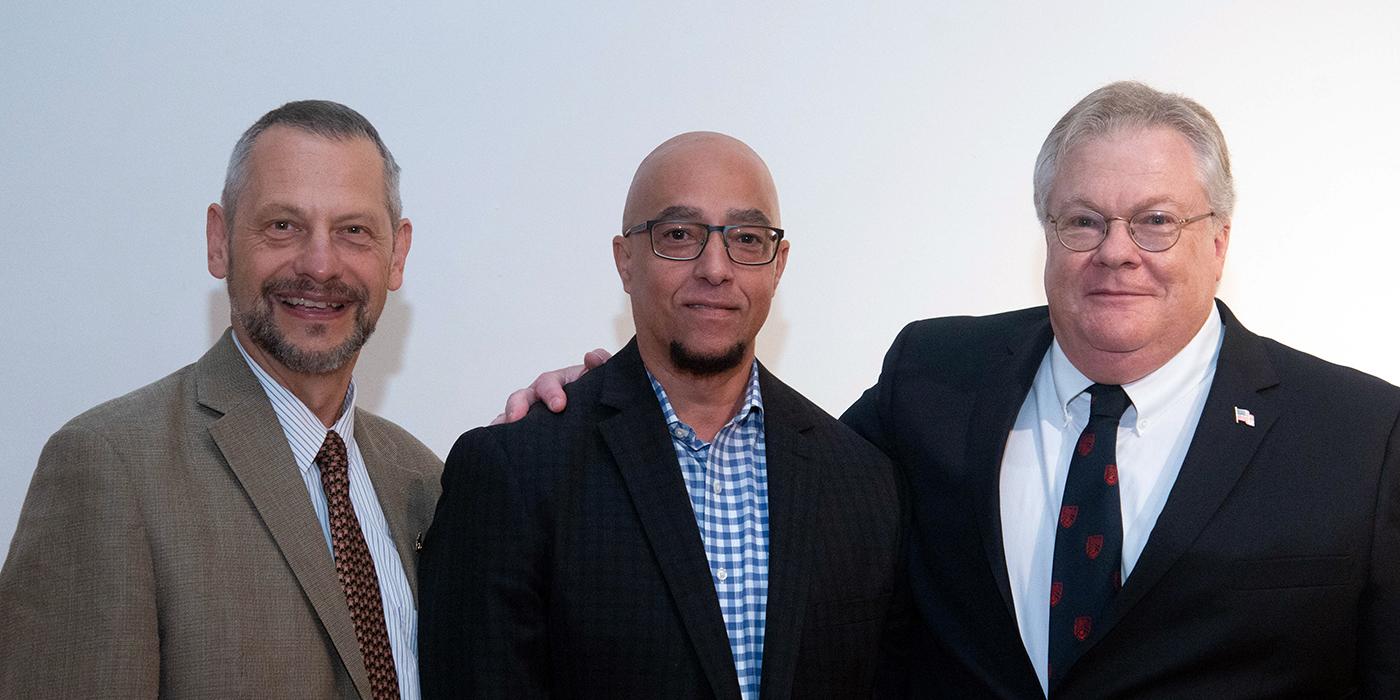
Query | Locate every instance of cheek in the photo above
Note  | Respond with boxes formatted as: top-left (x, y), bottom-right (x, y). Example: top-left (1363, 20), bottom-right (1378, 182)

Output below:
top-left (1043, 257), bottom-right (1079, 299)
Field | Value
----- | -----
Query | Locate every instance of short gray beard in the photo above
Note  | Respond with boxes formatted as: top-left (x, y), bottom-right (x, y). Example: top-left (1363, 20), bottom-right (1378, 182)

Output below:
top-left (231, 276), bottom-right (374, 375)
top-left (669, 340), bottom-right (746, 377)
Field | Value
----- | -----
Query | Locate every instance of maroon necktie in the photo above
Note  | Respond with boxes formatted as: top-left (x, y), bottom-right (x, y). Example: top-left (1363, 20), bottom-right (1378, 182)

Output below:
top-left (316, 430), bottom-right (400, 700)
top-left (1048, 384), bottom-right (1131, 687)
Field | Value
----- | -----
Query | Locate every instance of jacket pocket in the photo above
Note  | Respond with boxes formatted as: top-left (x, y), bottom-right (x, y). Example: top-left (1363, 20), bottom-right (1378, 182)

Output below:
top-left (808, 594), bottom-right (891, 628)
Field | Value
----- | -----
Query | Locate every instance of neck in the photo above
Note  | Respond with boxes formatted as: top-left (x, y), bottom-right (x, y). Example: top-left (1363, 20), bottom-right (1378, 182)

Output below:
top-left (1055, 307), bottom-right (1214, 385)
top-left (232, 326), bottom-right (355, 428)
top-left (1060, 347), bottom-right (1173, 385)
top-left (639, 342), bottom-right (753, 443)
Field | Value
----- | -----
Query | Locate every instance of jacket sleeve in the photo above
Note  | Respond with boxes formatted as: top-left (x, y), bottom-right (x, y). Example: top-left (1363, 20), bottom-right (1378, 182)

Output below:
top-left (418, 425), bottom-right (551, 699)
top-left (1361, 408), bottom-right (1400, 696)
top-left (842, 321), bottom-right (915, 457)
top-left (0, 424), bottom-right (160, 697)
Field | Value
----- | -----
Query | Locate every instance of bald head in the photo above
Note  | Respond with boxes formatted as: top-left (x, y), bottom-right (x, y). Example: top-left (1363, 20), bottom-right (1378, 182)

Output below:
top-left (613, 131), bottom-right (789, 381)
top-left (623, 131), bottom-right (780, 230)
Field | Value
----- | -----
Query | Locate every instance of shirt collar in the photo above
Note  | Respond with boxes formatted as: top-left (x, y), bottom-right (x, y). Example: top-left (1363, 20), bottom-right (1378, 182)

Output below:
top-left (1048, 303), bottom-right (1223, 434)
top-left (647, 360), bottom-right (764, 435)
top-left (231, 332), bottom-right (357, 475)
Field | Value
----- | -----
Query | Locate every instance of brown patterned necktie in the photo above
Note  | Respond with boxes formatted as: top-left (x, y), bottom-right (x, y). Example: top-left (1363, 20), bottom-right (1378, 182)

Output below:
top-left (316, 430), bottom-right (400, 700)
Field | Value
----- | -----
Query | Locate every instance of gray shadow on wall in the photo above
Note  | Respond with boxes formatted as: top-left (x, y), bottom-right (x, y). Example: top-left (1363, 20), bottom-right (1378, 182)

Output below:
top-left (351, 294), bottom-right (411, 414)
top-left (208, 288), bottom-right (230, 345)
top-left (204, 287), bottom-right (412, 415)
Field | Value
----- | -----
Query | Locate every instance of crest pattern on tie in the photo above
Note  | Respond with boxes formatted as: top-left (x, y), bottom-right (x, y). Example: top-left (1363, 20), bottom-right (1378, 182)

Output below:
top-left (1048, 383), bottom-right (1130, 688)
top-left (316, 430), bottom-right (400, 700)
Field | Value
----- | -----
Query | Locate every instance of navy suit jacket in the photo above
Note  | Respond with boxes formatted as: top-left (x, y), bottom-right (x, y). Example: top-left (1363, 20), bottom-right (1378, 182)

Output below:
top-left (420, 340), bottom-right (905, 698)
top-left (845, 300), bottom-right (1400, 698)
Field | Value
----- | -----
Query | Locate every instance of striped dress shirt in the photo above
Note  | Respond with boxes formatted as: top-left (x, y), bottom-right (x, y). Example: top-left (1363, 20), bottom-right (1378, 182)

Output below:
top-left (648, 362), bottom-right (769, 700)
top-left (234, 336), bottom-right (419, 700)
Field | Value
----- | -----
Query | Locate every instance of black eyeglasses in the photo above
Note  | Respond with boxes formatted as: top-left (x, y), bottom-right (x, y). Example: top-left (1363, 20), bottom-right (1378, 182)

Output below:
top-left (1048, 209), bottom-right (1215, 252)
top-left (622, 220), bottom-right (785, 266)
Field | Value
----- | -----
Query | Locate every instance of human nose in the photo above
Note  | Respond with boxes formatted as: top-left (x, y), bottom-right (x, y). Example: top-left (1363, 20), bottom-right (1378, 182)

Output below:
top-left (693, 229), bottom-right (734, 284)
top-left (1092, 217), bottom-right (1142, 266)
top-left (293, 227), bottom-right (341, 282)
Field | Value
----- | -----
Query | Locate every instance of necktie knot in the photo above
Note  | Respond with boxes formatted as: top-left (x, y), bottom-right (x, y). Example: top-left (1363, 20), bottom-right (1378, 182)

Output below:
top-left (315, 430), bottom-right (349, 477)
top-left (1086, 384), bottom-right (1130, 421)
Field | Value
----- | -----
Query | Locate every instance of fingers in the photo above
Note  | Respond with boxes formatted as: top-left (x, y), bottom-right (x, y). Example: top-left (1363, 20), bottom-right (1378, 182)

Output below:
top-left (492, 351), bottom-right (611, 425)
top-left (582, 348), bottom-right (612, 370)
top-left (531, 369), bottom-right (574, 413)
top-left (494, 387), bottom-right (538, 424)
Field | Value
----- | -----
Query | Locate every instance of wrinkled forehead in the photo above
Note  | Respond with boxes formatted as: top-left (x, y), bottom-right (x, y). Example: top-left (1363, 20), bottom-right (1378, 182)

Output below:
top-left (1050, 127), bottom-right (1209, 210)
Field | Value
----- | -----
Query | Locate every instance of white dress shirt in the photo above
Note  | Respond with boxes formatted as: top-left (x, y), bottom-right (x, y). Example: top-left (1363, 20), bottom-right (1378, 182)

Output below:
top-left (999, 305), bottom-right (1223, 695)
top-left (234, 335), bottom-right (420, 700)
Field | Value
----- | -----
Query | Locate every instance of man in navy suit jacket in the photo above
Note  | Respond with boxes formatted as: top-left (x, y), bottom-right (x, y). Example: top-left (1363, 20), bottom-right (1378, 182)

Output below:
top-left (841, 81), bottom-right (1400, 697)
top-left (420, 132), bottom-right (903, 698)
top-left (507, 82), bottom-right (1400, 698)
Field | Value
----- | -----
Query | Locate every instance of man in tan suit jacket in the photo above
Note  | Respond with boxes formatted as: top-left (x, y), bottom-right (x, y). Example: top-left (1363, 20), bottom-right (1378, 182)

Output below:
top-left (0, 101), bottom-right (441, 698)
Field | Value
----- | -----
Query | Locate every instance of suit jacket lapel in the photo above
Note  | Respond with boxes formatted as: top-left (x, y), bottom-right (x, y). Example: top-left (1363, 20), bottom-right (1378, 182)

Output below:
top-left (754, 368), bottom-right (819, 700)
top-left (356, 416), bottom-right (421, 602)
top-left (968, 315), bottom-right (1055, 620)
top-left (1098, 301), bottom-right (1280, 633)
top-left (597, 343), bottom-right (742, 700)
top-left (196, 332), bottom-right (373, 700)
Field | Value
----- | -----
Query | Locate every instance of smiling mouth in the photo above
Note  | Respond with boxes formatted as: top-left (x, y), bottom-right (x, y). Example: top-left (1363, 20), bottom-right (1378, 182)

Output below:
top-left (279, 296), bottom-right (347, 310)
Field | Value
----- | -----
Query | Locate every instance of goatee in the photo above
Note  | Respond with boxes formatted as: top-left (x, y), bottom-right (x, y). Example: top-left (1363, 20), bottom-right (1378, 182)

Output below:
top-left (669, 340), bottom-right (746, 377)
top-left (231, 276), bottom-right (374, 375)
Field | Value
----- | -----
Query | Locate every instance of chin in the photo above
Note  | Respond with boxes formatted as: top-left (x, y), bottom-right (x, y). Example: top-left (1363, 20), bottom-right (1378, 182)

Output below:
top-left (669, 339), bottom-right (747, 377)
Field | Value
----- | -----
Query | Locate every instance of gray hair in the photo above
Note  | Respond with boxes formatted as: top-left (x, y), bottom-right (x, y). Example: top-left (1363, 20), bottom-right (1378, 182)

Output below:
top-left (221, 100), bottom-right (402, 228)
top-left (1032, 81), bottom-right (1234, 224)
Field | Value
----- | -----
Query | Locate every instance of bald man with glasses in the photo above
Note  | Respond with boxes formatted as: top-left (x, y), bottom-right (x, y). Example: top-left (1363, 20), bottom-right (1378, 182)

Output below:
top-left (418, 132), bottom-right (905, 699)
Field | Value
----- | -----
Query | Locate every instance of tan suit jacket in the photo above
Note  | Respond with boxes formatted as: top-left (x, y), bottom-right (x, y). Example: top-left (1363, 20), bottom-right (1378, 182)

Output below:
top-left (0, 330), bottom-right (443, 698)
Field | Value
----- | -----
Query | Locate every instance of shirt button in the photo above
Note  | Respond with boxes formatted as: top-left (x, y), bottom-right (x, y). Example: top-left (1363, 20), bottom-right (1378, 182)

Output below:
top-left (672, 427), bottom-right (686, 438)
top-left (717, 568), bottom-right (728, 581)
top-left (1138, 418), bottom-right (1150, 431)
top-left (713, 482), bottom-right (723, 495)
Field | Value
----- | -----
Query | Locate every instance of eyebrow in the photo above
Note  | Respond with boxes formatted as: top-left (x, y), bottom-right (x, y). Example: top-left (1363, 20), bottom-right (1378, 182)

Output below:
top-left (252, 202), bottom-right (311, 222)
top-left (252, 202), bottom-right (383, 227)
top-left (652, 205), bottom-right (705, 221)
top-left (651, 205), bottom-right (773, 226)
top-left (726, 208), bottom-right (772, 226)
top-left (1060, 196), bottom-right (1190, 214)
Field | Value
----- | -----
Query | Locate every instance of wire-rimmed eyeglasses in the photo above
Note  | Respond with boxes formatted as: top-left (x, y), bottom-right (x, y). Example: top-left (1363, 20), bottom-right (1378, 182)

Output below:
top-left (1048, 209), bottom-right (1215, 252)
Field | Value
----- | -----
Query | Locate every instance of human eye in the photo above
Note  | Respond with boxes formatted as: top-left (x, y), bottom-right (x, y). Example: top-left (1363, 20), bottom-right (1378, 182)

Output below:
top-left (1058, 211), bottom-right (1104, 232)
top-left (1136, 211), bottom-right (1174, 227)
top-left (732, 230), bottom-right (760, 245)
top-left (658, 223), bottom-right (697, 241)
top-left (342, 224), bottom-right (376, 238)
top-left (265, 220), bottom-right (299, 237)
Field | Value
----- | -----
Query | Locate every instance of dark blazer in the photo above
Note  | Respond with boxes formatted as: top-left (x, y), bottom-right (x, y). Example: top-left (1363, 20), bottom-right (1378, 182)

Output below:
top-left (0, 330), bottom-right (442, 698)
top-left (420, 340), bottom-right (904, 699)
top-left (844, 300), bottom-right (1400, 698)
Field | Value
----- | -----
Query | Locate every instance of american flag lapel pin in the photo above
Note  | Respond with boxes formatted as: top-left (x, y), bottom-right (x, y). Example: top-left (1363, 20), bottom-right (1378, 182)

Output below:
top-left (1233, 406), bottom-right (1255, 427)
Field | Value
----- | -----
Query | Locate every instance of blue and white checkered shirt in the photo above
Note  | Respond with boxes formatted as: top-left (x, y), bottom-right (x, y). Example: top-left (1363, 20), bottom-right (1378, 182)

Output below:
top-left (648, 361), bottom-right (769, 700)
top-left (233, 335), bottom-right (420, 700)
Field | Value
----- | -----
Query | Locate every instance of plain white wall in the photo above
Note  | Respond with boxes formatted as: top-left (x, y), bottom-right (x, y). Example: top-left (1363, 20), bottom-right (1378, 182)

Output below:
top-left (3, 1), bottom-right (1398, 563)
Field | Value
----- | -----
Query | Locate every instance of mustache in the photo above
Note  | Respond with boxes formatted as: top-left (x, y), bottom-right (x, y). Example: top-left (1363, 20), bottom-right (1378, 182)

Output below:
top-left (261, 277), bottom-right (368, 304)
